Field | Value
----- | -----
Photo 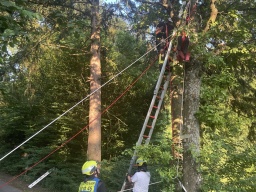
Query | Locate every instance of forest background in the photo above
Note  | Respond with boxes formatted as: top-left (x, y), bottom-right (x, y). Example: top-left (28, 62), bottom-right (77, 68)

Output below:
top-left (0, 0), bottom-right (255, 191)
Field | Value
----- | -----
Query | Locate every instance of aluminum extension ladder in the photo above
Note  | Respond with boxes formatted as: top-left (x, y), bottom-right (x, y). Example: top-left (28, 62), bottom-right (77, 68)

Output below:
top-left (120, 35), bottom-right (175, 192)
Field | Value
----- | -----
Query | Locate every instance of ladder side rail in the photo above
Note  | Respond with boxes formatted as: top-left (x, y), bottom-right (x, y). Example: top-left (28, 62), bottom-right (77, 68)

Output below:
top-left (144, 33), bottom-right (175, 145)
top-left (120, 31), bottom-right (176, 192)
top-left (120, 73), bottom-right (171, 191)
top-left (154, 35), bottom-right (174, 95)
top-left (125, 74), bottom-right (165, 175)
top-left (145, 73), bottom-right (171, 145)
top-left (120, 71), bottom-right (166, 192)
top-left (126, 37), bottom-right (174, 172)
top-left (120, 64), bottom-right (167, 192)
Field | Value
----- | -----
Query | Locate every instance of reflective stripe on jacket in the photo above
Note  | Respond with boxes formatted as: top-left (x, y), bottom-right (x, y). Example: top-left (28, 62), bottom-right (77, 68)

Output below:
top-left (78, 178), bottom-right (100, 192)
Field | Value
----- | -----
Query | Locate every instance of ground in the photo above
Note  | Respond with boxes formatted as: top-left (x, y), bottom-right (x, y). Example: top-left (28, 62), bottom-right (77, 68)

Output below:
top-left (0, 172), bottom-right (49, 192)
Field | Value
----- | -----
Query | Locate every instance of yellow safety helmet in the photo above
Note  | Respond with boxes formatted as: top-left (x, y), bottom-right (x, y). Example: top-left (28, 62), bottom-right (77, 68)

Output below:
top-left (136, 157), bottom-right (147, 166)
top-left (81, 160), bottom-right (97, 175)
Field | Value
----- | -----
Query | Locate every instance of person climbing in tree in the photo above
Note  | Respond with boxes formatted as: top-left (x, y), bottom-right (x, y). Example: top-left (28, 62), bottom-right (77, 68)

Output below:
top-left (176, 30), bottom-right (190, 62)
top-left (155, 18), bottom-right (175, 52)
top-left (78, 160), bottom-right (107, 192)
top-left (127, 158), bottom-right (150, 192)
top-left (165, 17), bottom-right (175, 43)
top-left (155, 20), bottom-right (167, 53)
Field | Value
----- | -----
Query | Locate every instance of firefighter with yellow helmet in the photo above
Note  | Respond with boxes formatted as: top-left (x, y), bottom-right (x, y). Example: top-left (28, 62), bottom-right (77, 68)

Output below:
top-left (127, 157), bottom-right (151, 192)
top-left (78, 160), bottom-right (106, 192)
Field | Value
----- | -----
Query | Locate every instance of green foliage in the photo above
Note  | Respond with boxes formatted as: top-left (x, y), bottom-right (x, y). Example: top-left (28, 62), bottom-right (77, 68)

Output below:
top-left (0, 0), bottom-right (255, 191)
top-left (42, 167), bottom-right (80, 192)
top-left (198, 27), bottom-right (256, 191)
top-left (100, 29), bottom-right (160, 158)
top-left (0, 3), bottom-right (164, 191)
top-left (0, 0), bottom-right (42, 52)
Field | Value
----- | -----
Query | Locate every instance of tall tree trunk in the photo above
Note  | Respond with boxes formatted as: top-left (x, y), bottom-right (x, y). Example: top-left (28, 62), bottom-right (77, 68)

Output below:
top-left (179, 0), bottom-right (204, 190)
top-left (179, 0), bottom-right (218, 190)
top-left (87, 0), bottom-right (101, 162)
top-left (182, 61), bottom-right (201, 191)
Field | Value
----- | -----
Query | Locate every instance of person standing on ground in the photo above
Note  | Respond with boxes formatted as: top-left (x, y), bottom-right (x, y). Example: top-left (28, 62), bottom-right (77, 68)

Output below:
top-left (127, 158), bottom-right (150, 192)
top-left (78, 160), bottom-right (107, 192)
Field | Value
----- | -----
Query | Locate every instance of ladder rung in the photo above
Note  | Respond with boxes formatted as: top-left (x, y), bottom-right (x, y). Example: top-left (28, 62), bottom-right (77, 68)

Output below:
top-left (153, 105), bottom-right (158, 109)
top-left (143, 135), bottom-right (150, 138)
top-left (146, 125), bottom-right (152, 128)
top-left (150, 115), bottom-right (155, 119)
top-left (156, 96), bottom-right (161, 99)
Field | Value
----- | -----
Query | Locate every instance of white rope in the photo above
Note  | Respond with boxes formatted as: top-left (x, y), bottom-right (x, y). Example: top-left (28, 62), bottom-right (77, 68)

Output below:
top-left (117, 181), bottom-right (162, 192)
top-left (0, 45), bottom-right (157, 162)
top-left (178, 178), bottom-right (188, 192)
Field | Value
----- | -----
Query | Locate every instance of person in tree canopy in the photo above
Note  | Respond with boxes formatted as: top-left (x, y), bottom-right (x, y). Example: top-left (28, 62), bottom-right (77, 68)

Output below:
top-left (155, 18), bottom-right (175, 52)
top-left (78, 160), bottom-right (107, 192)
top-left (176, 30), bottom-right (190, 62)
top-left (165, 17), bottom-right (175, 41)
top-left (127, 158), bottom-right (151, 192)
top-left (155, 20), bottom-right (167, 53)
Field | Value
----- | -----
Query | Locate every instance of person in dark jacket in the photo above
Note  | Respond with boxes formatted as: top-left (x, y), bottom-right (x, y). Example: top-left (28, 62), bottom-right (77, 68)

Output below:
top-left (78, 160), bottom-right (106, 192)
top-left (155, 21), bottom-right (166, 52)
top-left (155, 18), bottom-right (174, 52)
top-left (165, 18), bottom-right (174, 42)
top-left (177, 30), bottom-right (190, 62)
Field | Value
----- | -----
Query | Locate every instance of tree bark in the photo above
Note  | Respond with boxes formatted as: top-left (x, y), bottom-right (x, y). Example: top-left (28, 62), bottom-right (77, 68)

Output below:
top-left (204, 0), bottom-right (218, 33)
top-left (182, 62), bottom-right (201, 191)
top-left (87, 0), bottom-right (102, 162)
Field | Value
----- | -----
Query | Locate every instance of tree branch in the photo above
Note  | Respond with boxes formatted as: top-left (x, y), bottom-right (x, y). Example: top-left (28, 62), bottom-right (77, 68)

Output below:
top-left (204, 0), bottom-right (218, 33)
top-left (28, 0), bottom-right (91, 16)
